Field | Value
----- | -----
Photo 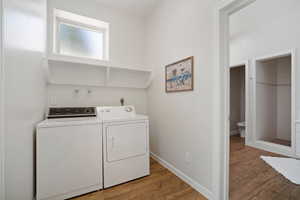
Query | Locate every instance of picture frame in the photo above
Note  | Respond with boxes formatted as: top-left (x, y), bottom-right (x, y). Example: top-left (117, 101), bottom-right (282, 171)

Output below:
top-left (165, 56), bottom-right (194, 93)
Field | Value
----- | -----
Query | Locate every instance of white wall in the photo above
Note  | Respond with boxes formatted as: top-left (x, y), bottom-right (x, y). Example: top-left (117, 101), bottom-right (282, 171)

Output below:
top-left (47, 0), bottom-right (148, 114)
top-left (48, 85), bottom-right (148, 114)
top-left (145, 0), bottom-right (218, 195)
top-left (230, 0), bottom-right (300, 121)
top-left (48, 0), bottom-right (146, 68)
top-left (276, 57), bottom-right (291, 140)
top-left (256, 60), bottom-right (278, 141)
top-left (3, 0), bottom-right (47, 199)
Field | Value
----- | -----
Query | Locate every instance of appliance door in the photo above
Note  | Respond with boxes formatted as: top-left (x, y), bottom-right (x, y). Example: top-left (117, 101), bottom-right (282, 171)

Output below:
top-left (105, 122), bottom-right (147, 162)
top-left (36, 123), bottom-right (102, 200)
top-left (103, 120), bottom-right (149, 188)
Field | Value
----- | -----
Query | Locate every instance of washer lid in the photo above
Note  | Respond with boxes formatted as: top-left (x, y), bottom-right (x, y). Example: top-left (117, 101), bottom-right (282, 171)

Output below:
top-left (37, 117), bottom-right (101, 128)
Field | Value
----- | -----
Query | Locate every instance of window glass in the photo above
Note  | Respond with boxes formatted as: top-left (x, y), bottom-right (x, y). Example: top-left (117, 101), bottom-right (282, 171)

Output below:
top-left (59, 23), bottom-right (104, 59)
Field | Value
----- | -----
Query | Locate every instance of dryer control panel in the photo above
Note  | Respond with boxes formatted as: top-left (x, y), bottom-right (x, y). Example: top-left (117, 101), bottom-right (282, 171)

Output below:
top-left (98, 106), bottom-right (136, 121)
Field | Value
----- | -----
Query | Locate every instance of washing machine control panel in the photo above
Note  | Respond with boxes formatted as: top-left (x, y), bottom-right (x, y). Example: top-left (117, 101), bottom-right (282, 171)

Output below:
top-left (47, 107), bottom-right (97, 119)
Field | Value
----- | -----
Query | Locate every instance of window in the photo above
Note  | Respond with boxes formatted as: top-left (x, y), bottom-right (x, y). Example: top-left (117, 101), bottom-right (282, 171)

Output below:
top-left (58, 23), bottom-right (104, 59)
top-left (53, 9), bottom-right (109, 60)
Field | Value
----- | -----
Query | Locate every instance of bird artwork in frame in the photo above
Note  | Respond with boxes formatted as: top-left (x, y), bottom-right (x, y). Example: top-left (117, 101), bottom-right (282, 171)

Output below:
top-left (165, 56), bottom-right (194, 93)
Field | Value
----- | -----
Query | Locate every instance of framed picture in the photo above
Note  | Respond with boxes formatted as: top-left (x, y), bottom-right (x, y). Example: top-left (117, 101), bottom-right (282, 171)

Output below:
top-left (165, 56), bottom-right (194, 93)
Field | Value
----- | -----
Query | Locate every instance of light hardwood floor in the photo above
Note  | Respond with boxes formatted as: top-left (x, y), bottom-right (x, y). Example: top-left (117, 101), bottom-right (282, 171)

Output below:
top-left (230, 135), bottom-right (300, 200)
top-left (71, 158), bottom-right (207, 200)
top-left (71, 136), bottom-right (300, 200)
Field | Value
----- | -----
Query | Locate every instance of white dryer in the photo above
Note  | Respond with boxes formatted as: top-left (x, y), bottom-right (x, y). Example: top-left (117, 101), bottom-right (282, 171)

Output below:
top-left (99, 106), bottom-right (150, 188)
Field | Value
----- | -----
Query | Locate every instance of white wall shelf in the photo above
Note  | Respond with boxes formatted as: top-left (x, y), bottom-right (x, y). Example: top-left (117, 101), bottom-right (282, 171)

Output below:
top-left (45, 54), bottom-right (153, 89)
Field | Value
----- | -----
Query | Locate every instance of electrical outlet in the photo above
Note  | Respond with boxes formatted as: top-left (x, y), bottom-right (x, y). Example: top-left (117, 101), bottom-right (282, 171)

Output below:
top-left (185, 152), bottom-right (191, 164)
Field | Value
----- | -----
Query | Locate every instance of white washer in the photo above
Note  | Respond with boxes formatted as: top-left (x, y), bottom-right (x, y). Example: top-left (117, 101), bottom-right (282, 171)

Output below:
top-left (36, 108), bottom-right (103, 200)
top-left (99, 106), bottom-right (150, 188)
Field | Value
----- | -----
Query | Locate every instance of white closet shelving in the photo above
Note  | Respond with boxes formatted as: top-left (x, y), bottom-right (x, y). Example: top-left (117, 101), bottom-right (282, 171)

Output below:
top-left (45, 54), bottom-right (153, 89)
top-left (250, 49), bottom-right (296, 158)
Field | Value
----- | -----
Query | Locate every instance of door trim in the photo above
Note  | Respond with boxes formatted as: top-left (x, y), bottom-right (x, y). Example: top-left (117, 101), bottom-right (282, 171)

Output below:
top-left (214, 0), bottom-right (256, 199)
top-left (0, 0), bottom-right (5, 198)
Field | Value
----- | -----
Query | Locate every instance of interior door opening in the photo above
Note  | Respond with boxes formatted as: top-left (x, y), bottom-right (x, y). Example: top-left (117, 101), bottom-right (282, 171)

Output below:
top-left (230, 65), bottom-right (246, 141)
top-left (224, 1), bottom-right (299, 199)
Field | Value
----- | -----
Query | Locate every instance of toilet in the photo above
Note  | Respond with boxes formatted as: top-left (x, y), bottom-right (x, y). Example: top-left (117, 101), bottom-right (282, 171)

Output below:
top-left (237, 122), bottom-right (246, 138)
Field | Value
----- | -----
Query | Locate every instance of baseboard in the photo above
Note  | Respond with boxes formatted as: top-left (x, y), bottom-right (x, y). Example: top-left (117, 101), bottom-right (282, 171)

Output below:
top-left (150, 152), bottom-right (214, 200)
top-left (248, 141), bottom-right (295, 158)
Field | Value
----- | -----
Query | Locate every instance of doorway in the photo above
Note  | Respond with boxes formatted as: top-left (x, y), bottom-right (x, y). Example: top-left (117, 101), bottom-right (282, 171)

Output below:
top-left (230, 65), bottom-right (246, 140)
top-left (216, 0), bottom-right (300, 199)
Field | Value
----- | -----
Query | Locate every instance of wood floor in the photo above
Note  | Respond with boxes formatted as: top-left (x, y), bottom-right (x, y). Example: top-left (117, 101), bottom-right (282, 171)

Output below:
top-left (230, 135), bottom-right (300, 200)
top-left (70, 136), bottom-right (300, 200)
top-left (71, 158), bottom-right (207, 200)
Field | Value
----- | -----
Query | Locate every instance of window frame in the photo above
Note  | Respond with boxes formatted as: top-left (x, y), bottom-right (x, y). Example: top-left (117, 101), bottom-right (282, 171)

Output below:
top-left (53, 14), bottom-right (109, 61)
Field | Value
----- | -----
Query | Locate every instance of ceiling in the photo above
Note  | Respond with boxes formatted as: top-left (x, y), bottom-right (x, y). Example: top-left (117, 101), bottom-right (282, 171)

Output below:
top-left (94, 0), bottom-right (160, 17)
